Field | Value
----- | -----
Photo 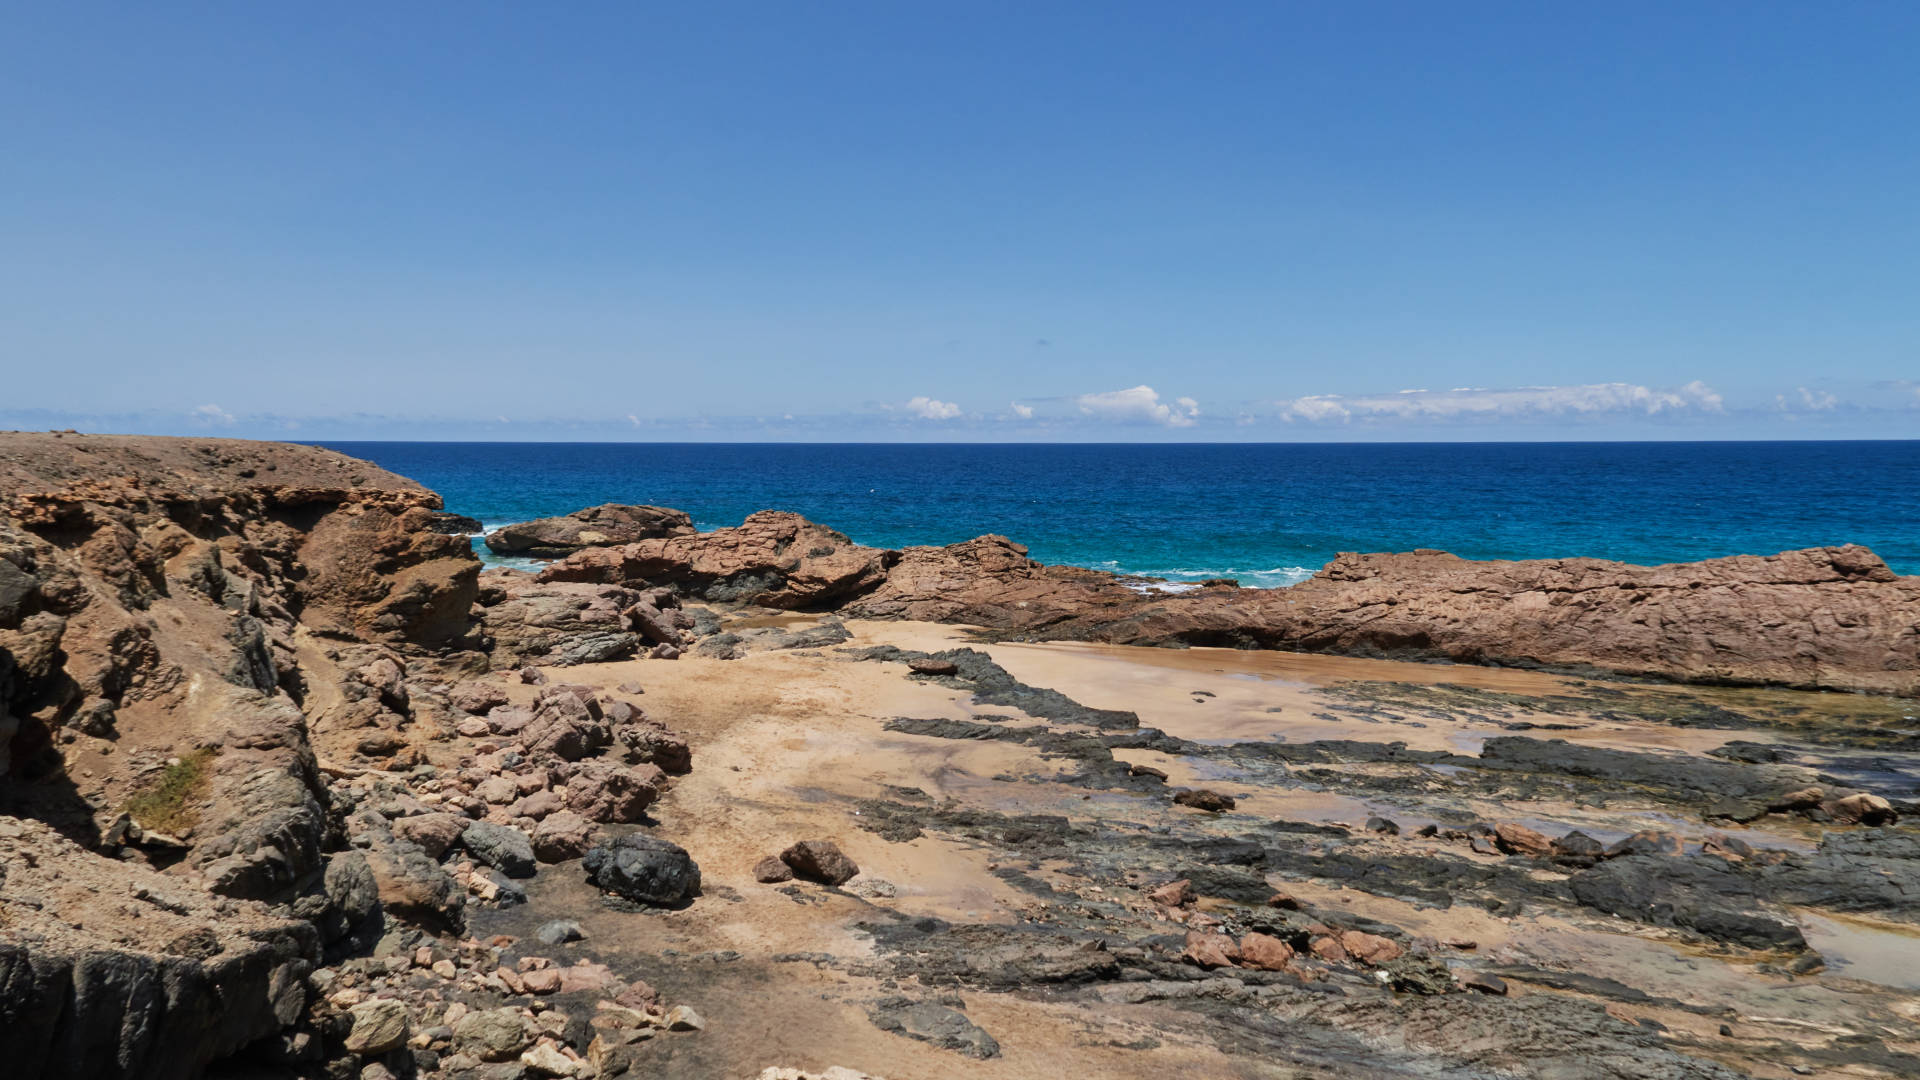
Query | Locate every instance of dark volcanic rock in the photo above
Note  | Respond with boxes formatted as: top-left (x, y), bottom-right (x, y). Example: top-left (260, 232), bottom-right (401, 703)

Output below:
top-left (461, 821), bottom-right (536, 879)
top-left (484, 504), bottom-right (694, 558)
top-left (1568, 856), bottom-right (1807, 950)
top-left (583, 833), bottom-right (701, 906)
top-left (867, 997), bottom-right (1001, 1059)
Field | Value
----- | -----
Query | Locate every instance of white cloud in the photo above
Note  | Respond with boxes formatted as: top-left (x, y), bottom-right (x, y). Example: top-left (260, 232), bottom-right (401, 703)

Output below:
top-left (1010, 402), bottom-right (1034, 419)
top-left (905, 395), bottom-right (961, 420)
top-left (1074, 385), bottom-right (1200, 428)
top-left (191, 403), bottom-right (235, 426)
top-left (1776, 387), bottom-right (1839, 412)
top-left (1278, 381), bottom-right (1724, 423)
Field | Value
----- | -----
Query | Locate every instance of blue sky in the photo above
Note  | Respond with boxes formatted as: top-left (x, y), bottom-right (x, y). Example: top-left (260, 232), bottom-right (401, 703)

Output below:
top-left (3, 3), bottom-right (1916, 441)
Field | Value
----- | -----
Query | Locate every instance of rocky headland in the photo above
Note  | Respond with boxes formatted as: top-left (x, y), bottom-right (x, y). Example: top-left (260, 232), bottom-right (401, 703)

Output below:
top-left (3, 435), bottom-right (1917, 1080)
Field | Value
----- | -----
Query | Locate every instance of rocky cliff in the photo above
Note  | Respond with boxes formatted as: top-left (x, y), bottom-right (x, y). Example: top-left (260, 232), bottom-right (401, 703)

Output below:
top-left (541, 514), bottom-right (1920, 694)
top-left (0, 433), bottom-right (480, 1077)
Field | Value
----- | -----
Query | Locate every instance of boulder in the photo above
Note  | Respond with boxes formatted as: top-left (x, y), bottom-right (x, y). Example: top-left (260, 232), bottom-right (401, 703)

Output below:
top-left (539, 511), bottom-right (897, 610)
top-left (1237, 932), bottom-right (1295, 971)
top-left (1340, 931), bottom-right (1404, 965)
top-left (1182, 931), bottom-right (1241, 969)
top-left (462, 821), bottom-right (537, 879)
top-left (780, 839), bottom-right (860, 885)
top-left (531, 811), bottom-right (599, 863)
top-left (393, 813), bottom-right (468, 860)
top-left (583, 833), bottom-right (702, 906)
top-left (448, 680), bottom-right (511, 716)
top-left (454, 1007), bottom-right (534, 1062)
top-left (486, 504), bottom-right (695, 558)
top-left (344, 998), bottom-right (410, 1056)
top-left (563, 762), bottom-right (667, 823)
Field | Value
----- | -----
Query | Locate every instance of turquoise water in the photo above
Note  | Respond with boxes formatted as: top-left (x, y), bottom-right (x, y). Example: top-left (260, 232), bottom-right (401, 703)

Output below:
top-left (321, 441), bottom-right (1920, 587)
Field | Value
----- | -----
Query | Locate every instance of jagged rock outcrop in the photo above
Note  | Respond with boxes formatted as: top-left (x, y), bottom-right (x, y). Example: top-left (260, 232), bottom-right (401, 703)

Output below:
top-left (533, 504), bottom-right (1917, 693)
top-left (540, 510), bottom-right (898, 609)
top-left (0, 434), bottom-right (485, 1077)
top-left (0, 817), bottom-right (317, 1080)
top-left (484, 503), bottom-right (694, 558)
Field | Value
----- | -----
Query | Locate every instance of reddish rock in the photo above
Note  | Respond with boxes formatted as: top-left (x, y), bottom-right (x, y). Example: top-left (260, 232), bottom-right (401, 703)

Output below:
top-left (1238, 932), bottom-right (1295, 971)
top-left (1340, 931), bottom-right (1404, 965)
top-left (449, 680), bottom-right (511, 716)
top-left (832, 528), bottom-right (1920, 696)
top-left (393, 813), bottom-right (468, 860)
top-left (1145, 878), bottom-right (1193, 907)
top-left (520, 967), bottom-right (563, 995)
top-left (530, 811), bottom-right (598, 863)
top-left (1308, 935), bottom-right (1349, 964)
top-left (907, 657), bottom-right (959, 676)
top-left (1182, 931), bottom-right (1241, 969)
top-left (1265, 892), bottom-right (1302, 910)
top-left (540, 511), bottom-right (897, 610)
top-left (780, 839), bottom-right (860, 885)
top-left (485, 504), bottom-right (694, 558)
top-left (1128, 763), bottom-right (1169, 781)
top-left (562, 762), bottom-right (666, 824)
top-left (754, 856), bottom-right (795, 883)
top-left (1491, 822), bottom-right (1553, 858)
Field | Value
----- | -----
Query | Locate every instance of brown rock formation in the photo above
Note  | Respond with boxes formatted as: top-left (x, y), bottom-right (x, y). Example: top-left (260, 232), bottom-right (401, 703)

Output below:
top-left (484, 503), bottom-right (694, 558)
top-left (0, 433), bottom-right (484, 1077)
top-left (530, 503), bottom-right (1918, 693)
top-left (540, 510), bottom-right (896, 609)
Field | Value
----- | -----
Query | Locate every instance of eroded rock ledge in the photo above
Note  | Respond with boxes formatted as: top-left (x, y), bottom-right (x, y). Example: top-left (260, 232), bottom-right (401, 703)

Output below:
top-left (539, 510), bottom-right (1920, 694)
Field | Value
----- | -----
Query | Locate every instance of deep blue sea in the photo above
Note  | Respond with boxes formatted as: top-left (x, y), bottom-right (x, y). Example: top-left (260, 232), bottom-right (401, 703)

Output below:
top-left (320, 442), bottom-right (1920, 587)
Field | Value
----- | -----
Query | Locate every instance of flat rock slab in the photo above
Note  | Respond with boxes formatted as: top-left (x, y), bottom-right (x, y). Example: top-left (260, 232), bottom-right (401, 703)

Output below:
top-left (867, 998), bottom-right (1000, 1059)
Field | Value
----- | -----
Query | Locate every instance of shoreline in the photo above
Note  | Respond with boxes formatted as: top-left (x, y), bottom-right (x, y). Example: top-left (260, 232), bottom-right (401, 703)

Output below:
top-left (3, 433), bottom-right (1917, 1080)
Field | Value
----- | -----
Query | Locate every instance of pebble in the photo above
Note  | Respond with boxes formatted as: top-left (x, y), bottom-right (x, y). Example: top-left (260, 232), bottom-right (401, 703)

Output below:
top-left (666, 1004), bottom-right (705, 1031)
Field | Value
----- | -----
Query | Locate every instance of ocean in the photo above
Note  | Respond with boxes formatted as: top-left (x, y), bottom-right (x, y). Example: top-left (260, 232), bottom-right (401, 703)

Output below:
top-left (321, 441), bottom-right (1920, 586)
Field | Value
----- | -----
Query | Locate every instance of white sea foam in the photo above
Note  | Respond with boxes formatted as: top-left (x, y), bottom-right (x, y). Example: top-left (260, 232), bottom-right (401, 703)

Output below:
top-left (1091, 560), bottom-right (1320, 590)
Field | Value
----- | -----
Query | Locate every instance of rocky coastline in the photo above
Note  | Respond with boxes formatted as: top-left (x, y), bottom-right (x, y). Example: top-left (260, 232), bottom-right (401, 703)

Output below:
top-left (3, 434), bottom-right (1917, 1080)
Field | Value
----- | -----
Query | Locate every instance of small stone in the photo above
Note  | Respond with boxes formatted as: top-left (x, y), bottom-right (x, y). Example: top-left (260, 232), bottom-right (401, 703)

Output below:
top-left (1146, 878), bottom-right (1193, 907)
top-left (522, 968), bottom-right (563, 995)
top-left (907, 657), bottom-right (959, 676)
top-left (1172, 788), bottom-right (1235, 812)
top-left (536, 919), bottom-right (585, 945)
top-left (1458, 972), bottom-right (1509, 995)
top-left (521, 1040), bottom-right (578, 1076)
top-left (1491, 822), bottom-right (1553, 858)
top-left (454, 1007), bottom-right (534, 1061)
top-left (1127, 763), bottom-right (1168, 781)
top-left (519, 666), bottom-right (548, 685)
top-left (753, 855), bottom-right (795, 883)
top-left (665, 1004), bottom-right (705, 1031)
top-left (432, 959), bottom-right (457, 979)
top-left (1364, 816), bottom-right (1400, 836)
top-left (1265, 891), bottom-right (1301, 910)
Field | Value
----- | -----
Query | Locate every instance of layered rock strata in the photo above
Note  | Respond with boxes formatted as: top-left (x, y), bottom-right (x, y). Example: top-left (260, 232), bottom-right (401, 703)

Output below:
top-left (541, 512), bottom-right (1920, 693)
